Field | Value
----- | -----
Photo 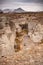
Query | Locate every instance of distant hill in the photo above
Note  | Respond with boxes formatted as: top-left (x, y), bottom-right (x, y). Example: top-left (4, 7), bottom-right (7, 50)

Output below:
top-left (0, 8), bottom-right (43, 13)
top-left (13, 8), bottom-right (25, 13)
top-left (0, 9), bottom-right (3, 13)
top-left (2, 8), bottom-right (25, 13)
top-left (3, 9), bottom-right (11, 13)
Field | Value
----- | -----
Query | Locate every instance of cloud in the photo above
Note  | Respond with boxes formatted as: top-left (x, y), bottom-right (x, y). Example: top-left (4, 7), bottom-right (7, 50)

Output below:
top-left (0, 0), bottom-right (43, 4)
top-left (0, 0), bottom-right (43, 11)
top-left (16, 0), bottom-right (43, 3)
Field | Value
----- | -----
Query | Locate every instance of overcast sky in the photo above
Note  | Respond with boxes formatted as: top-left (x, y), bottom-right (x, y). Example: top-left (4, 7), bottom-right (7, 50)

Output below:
top-left (0, 0), bottom-right (43, 11)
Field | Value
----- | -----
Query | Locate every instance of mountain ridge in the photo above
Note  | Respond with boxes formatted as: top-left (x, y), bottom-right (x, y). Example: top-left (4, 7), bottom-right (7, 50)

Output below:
top-left (0, 8), bottom-right (25, 13)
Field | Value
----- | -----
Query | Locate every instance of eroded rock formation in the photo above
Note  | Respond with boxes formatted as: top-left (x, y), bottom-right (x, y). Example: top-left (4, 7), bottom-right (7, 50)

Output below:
top-left (0, 13), bottom-right (43, 57)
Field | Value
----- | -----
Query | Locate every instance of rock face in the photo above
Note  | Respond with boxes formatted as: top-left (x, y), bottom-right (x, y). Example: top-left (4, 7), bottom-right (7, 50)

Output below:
top-left (28, 22), bottom-right (43, 42)
top-left (0, 12), bottom-right (43, 65)
top-left (0, 14), bottom-right (43, 52)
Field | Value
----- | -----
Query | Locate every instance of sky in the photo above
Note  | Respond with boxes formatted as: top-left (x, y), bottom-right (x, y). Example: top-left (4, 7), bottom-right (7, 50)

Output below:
top-left (0, 0), bottom-right (43, 11)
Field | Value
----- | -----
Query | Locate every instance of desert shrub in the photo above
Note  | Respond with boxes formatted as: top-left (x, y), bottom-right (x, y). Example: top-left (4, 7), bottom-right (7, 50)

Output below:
top-left (16, 31), bottom-right (23, 37)
top-left (41, 39), bottom-right (43, 43)
top-left (19, 23), bottom-right (28, 34)
top-left (0, 23), bottom-right (3, 29)
top-left (0, 19), bottom-right (2, 22)
top-left (9, 21), bottom-right (15, 31)
top-left (22, 29), bottom-right (28, 34)
top-left (15, 37), bottom-right (21, 52)
top-left (19, 23), bottom-right (28, 30)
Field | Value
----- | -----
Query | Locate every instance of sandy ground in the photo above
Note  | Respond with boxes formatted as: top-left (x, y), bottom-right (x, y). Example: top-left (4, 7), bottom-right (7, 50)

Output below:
top-left (0, 43), bottom-right (43, 65)
top-left (0, 12), bottom-right (43, 65)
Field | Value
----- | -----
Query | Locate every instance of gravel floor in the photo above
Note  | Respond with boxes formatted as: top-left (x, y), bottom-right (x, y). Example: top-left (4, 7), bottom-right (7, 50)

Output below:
top-left (0, 43), bottom-right (43, 65)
